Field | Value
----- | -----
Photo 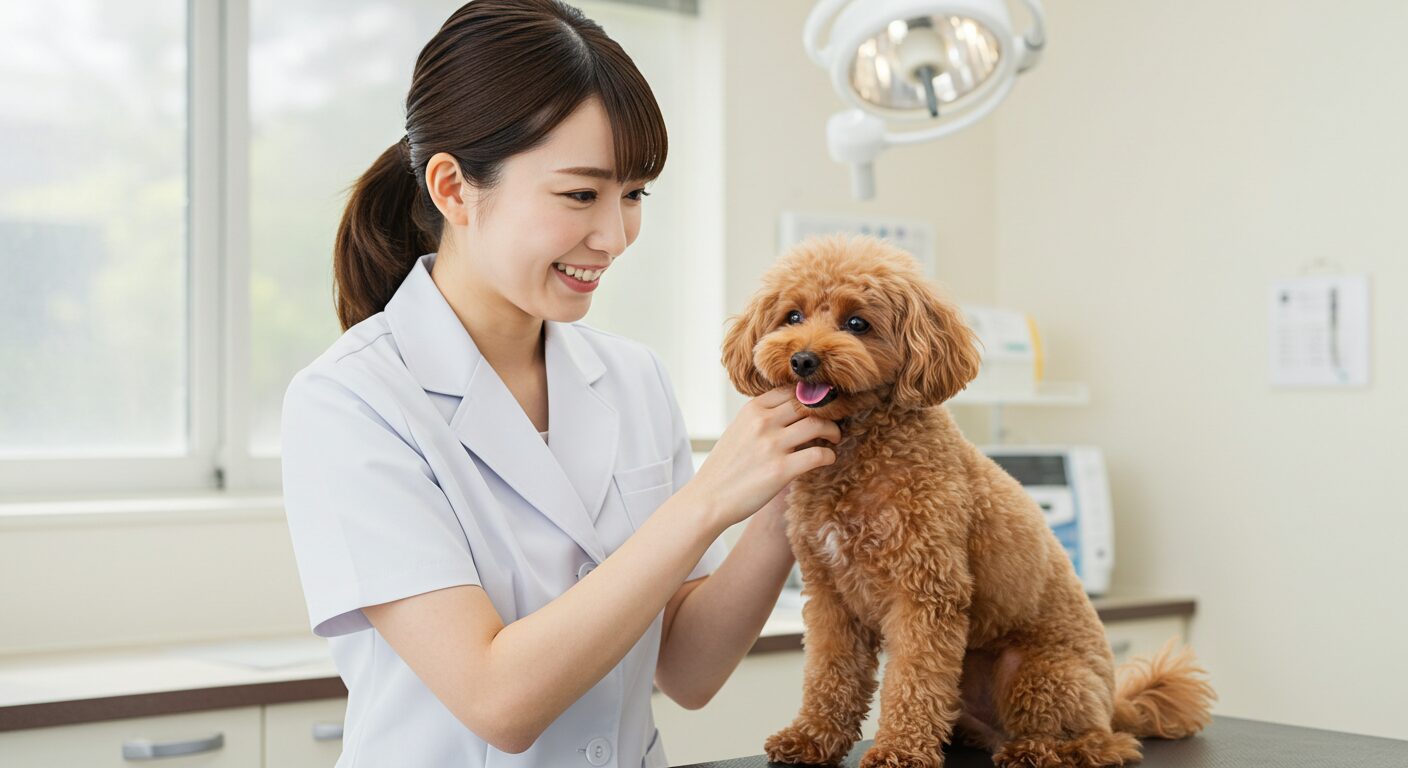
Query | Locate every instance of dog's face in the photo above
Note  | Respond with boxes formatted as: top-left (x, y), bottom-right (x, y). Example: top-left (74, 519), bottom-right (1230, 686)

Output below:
top-left (722, 234), bottom-right (981, 417)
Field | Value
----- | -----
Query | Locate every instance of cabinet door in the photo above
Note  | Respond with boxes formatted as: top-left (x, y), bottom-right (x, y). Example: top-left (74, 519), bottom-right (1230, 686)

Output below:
top-left (653, 647), bottom-right (892, 762)
top-left (0, 706), bottom-right (261, 767)
top-left (1104, 616), bottom-right (1187, 665)
top-left (264, 698), bottom-right (347, 768)
top-left (652, 650), bottom-right (805, 765)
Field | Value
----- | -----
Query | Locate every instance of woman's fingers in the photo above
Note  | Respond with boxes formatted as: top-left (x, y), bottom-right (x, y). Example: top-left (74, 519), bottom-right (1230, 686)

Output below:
top-left (700, 385), bottom-right (844, 524)
top-left (754, 386), bottom-right (813, 429)
top-left (784, 444), bottom-right (836, 476)
top-left (781, 415), bottom-right (841, 449)
top-left (765, 390), bottom-right (820, 426)
top-left (753, 385), bottom-right (795, 410)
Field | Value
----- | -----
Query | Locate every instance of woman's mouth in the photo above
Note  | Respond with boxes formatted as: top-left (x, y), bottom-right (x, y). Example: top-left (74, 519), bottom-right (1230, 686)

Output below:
top-left (553, 262), bottom-right (603, 293)
top-left (796, 380), bottom-right (838, 408)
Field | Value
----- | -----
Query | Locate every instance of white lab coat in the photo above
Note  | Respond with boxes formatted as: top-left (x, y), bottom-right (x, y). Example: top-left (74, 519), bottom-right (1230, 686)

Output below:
top-left (281, 252), bottom-right (728, 767)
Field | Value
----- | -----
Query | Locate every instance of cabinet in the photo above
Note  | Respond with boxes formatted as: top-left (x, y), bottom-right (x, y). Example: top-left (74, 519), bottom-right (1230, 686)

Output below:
top-left (651, 614), bottom-right (1188, 766)
top-left (1104, 615), bottom-right (1185, 665)
top-left (652, 649), bottom-right (803, 765)
top-left (263, 698), bottom-right (347, 768)
top-left (0, 706), bottom-right (262, 767)
top-left (0, 701), bottom-right (350, 768)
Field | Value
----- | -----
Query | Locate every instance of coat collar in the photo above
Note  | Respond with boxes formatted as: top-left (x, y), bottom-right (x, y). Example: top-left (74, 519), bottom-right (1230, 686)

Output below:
top-left (385, 253), bottom-right (618, 563)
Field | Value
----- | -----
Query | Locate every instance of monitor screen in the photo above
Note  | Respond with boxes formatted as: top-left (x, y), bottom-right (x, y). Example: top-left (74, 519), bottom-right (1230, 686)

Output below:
top-left (989, 454), bottom-right (1069, 486)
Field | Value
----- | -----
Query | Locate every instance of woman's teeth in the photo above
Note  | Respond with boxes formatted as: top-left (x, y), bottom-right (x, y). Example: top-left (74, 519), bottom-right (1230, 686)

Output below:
top-left (554, 263), bottom-right (602, 282)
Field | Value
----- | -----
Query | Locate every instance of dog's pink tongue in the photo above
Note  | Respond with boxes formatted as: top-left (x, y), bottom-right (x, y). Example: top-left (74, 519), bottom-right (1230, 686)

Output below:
top-left (796, 380), bottom-right (833, 405)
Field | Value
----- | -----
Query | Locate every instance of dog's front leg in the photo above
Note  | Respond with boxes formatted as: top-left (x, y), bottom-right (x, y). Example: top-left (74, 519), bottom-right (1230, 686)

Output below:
top-left (764, 566), bottom-right (880, 766)
top-left (862, 589), bottom-right (971, 768)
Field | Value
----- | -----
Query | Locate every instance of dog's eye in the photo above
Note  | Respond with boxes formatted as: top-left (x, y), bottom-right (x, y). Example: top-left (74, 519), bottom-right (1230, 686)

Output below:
top-left (785, 310), bottom-right (803, 325)
top-left (846, 316), bottom-right (870, 334)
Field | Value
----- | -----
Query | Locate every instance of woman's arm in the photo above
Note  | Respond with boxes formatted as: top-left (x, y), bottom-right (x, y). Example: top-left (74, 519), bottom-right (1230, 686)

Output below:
top-left (363, 483), bottom-right (730, 754)
top-left (654, 489), bottom-right (795, 709)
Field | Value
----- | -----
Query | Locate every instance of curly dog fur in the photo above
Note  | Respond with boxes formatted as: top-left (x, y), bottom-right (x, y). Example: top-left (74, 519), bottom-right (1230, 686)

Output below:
top-left (721, 234), bottom-right (1216, 768)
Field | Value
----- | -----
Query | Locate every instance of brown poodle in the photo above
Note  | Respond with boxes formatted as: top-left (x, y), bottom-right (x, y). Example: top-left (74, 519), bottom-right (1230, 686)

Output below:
top-left (721, 234), bottom-right (1216, 768)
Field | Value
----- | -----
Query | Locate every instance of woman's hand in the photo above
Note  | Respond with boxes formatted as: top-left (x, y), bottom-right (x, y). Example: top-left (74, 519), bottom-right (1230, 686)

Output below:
top-left (687, 386), bottom-right (840, 530)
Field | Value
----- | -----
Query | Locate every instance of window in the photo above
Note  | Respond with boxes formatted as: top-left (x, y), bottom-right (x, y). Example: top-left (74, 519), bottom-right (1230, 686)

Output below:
top-left (0, 0), bottom-right (723, 498)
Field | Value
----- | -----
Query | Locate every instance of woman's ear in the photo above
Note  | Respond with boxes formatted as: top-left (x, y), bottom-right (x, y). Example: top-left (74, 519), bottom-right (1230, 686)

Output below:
top-left (893, 279), bottom-right (982, 409)
top-left (720, 290), bottom-right (777, 397)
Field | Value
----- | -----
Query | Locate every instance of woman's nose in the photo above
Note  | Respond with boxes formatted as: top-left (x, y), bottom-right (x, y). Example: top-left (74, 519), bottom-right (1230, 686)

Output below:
top-left (587, 199), bottom-right (628, 257)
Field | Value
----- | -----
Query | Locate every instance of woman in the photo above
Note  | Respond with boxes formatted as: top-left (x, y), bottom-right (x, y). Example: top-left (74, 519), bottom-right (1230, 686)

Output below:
top-left (279, 1), bottom-right (840, 766)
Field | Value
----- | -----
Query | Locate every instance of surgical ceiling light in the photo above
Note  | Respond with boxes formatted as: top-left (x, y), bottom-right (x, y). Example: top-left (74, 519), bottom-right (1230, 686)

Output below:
top-left (804, 0), bottom-right (1046, 199)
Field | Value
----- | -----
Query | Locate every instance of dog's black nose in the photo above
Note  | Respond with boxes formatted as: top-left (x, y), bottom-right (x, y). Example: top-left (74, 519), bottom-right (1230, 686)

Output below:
top-left (790, 350), bottom-right (820, 377)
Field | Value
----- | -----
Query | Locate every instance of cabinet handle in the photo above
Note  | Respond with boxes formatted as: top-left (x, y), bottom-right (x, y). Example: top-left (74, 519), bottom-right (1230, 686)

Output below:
top-left (312, 722), bottom-right (344, 741)
top-left (122, 732), bottom-right (224, 760)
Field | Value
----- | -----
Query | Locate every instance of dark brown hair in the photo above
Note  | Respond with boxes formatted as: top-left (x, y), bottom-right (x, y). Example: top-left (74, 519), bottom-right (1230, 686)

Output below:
top-left (332, 0), bottom-right (669, 331)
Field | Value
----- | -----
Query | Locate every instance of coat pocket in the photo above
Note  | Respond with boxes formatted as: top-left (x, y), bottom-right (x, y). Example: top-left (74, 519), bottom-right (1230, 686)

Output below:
top-left (613, 457), bottom-right (673, 529)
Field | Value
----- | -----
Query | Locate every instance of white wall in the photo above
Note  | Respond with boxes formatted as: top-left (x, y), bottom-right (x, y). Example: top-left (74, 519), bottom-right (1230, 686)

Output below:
top-left (990, 0), bottom-right (1408, 740)
top-left (0, 501), bottom-right (308, 653)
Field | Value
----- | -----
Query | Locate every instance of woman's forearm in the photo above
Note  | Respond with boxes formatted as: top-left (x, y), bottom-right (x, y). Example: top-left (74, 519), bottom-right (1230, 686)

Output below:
top-left (488, 485), bottom-right (727, 748)
top-left (655, 502), bottom-right (796, 708)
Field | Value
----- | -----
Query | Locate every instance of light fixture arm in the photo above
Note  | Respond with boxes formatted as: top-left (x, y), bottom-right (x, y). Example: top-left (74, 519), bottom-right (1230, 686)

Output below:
top-left (802, 0), bottom-right (854, 68)
top-left (1016, 0), bottom-right (1046, 71)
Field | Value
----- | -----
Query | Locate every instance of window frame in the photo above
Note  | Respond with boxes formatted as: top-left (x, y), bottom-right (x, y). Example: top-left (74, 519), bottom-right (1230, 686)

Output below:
top-left (0, 0), bottom-right (714, 502)
top-left (0, 0), bottom-right (265, 498)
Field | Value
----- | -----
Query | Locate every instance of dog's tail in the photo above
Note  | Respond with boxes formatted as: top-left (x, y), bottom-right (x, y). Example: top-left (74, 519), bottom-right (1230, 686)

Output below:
top-left (1110, 637), bottom-right (1217, 739)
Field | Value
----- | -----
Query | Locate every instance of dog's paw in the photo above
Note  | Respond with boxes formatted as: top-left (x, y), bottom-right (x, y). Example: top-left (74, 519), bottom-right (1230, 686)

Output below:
top-left (858, 742), bottom-right (942, 768)
top-left (763, 721), bottom-right (853, 766)
top-left (992, 740), bottom-right (1063, 768)
top-left (994, 733), bottom-right (1142, 768)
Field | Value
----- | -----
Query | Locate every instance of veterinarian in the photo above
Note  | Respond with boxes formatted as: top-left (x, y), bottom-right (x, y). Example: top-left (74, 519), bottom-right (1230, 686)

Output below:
top-left (279, 2), bottom-right (840, 766)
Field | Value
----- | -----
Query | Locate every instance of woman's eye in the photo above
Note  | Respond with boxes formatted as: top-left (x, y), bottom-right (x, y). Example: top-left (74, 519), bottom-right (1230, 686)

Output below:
top-left (627, 189), bottom-right (650, 201)
top-left (846, 316), bottom-right (870, 333)
top-left (785, 310), bottom-right (803, 325)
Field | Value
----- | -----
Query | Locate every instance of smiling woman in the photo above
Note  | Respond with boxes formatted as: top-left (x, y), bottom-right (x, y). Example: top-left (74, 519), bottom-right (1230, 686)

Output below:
top-left (280, 2), bottom-right (838, 767)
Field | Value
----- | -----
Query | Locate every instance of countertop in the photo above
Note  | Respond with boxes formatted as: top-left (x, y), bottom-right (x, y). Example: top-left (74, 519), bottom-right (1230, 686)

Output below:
top-left (0, 592), bottom-right (1194, 732)
top-left (673, 716), bottom-right (1408, 767)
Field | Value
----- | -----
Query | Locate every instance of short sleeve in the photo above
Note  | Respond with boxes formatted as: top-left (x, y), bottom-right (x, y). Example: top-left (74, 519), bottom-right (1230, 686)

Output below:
top-left (280, 367), bottom-right (481, 638)
top-left (647, 350), bottom-right (729, 582)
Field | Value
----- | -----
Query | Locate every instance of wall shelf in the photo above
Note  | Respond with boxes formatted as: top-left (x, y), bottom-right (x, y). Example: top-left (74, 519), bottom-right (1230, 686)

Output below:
top-left (947, 381), bottom-right (1090, 444)
top-left (948, 381), bottom-right (1090, 406)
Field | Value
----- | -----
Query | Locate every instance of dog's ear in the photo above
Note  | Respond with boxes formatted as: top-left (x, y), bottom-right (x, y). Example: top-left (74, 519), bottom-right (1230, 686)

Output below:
top-left (894, 279), bottom-right (981, 408)
top-left (721, 288), bottom-right (777, 397)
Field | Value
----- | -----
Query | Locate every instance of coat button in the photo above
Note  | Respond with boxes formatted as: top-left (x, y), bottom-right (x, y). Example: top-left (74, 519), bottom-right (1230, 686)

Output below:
top-left (577, 562), bottom-right (597, 580)
top-left (584, 736), bottom-right (612, 765)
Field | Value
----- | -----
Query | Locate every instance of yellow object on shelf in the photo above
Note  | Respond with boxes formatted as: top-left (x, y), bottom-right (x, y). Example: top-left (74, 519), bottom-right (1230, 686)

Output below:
top-left (1026, 312), bottom-right (1044, 382)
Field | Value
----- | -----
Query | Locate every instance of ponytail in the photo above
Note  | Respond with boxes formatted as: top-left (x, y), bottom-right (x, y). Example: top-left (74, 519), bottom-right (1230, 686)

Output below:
top-left (332, 136), bottom-right (436, 332)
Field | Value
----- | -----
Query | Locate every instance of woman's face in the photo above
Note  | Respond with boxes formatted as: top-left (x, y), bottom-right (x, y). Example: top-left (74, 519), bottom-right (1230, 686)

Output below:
top-left (428, 95), bottom-right (649, 324)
